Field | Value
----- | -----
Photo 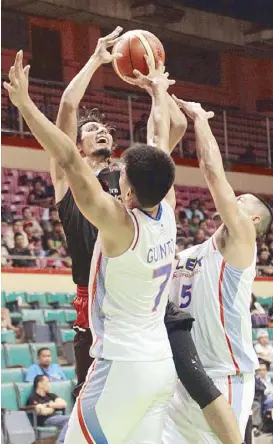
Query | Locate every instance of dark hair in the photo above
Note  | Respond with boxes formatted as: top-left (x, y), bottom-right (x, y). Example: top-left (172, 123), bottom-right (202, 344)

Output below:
top-left (13, 219), bottom-right (23, 225)
top-left (33, 375), bottom-right (47, 391)
top-left (122, 144), bottom-right (175, 208)
top-left (33, 177), bottom-right (43, 185)
top-left (49, 207), bottom-right (58, 215)
top-left (37, 347), bottom-right (51, 357)
top-left (76, 108), bottom-right (115, 145)
top-left (250, 293), bottom-right (257, 311)
top-left (268, 304), bottom-right (273, 317)
top-left (258, 359), bottom-right (270, 370)
top-left (22, 206), bottom-right (31, 213)
top-left (52, 220), bottom-right (62, 228)
top-left (253, 194), bottom-right (273, 236)
top-left (14, 232), bottom-right (24, 240)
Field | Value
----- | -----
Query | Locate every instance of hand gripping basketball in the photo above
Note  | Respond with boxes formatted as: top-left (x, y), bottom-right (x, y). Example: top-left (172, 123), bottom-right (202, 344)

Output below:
top-left (125, 58), bottom-right (175, 94)
top-left (93, 26), bottom-right (123, 64)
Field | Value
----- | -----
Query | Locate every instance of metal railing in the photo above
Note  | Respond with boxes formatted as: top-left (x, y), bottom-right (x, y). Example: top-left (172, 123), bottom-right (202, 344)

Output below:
top-left (1, 74), bottom-right (272, 169)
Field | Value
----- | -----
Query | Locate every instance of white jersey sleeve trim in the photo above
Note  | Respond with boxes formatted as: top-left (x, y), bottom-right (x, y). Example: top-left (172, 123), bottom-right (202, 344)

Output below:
top-left (212, 234), bottom-right (257, 272)
top-left (127, 210), bottom-right (140, 251)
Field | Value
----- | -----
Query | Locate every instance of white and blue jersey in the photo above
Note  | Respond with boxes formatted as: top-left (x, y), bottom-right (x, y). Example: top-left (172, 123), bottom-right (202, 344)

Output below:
top-left (88, 200), bottom-right (177, 361)
top-left (169, 235), bottom-right (259, 378)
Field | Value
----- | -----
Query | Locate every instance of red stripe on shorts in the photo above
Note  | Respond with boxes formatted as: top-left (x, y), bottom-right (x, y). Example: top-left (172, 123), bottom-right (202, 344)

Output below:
top-left (77, 360), bottom-right (97, 443)
top-left (218, 260), bottom-right (240, 375)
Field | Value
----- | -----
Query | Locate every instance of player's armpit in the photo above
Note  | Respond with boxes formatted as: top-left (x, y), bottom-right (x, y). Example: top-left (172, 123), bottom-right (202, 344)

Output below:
top-left (50, 158), bottom-right (68, 203)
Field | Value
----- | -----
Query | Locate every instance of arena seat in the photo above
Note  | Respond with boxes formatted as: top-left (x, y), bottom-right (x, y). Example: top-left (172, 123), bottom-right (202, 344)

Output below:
top-left (60, 329), bottom-right (76, 343)
top-left (43, 309), bottom-right (66, 324)
top-left (64, 310), bottom-right (77, 324)
top-left (1, 383), bottom-right (19, 410)
top-left (21, 308), bottom-right (51, 343)
top-left (15, 382), bottom-right (33, 408)
top-left (66, 293), bottom-right (76, 305)
top-left (30, 342), bottom-right (58, 364)
top-left (46, 292), bottom-right (67, 306)
top-left (4, 344), bottom-right (33, 368)
top-left (21, 309), bottom-right (45, 324)
top-left (1, 344), bottom-right (6, 368)
top-left (25, 292), bottom-right (47, 307)
top-left (50, 381), bottom-right (74, 414)
top-left (1, 330), bottom-right (16, 344)
top-left (257, 297), bottom-right (272, 307)
top-left (61, 366), bottom-right (76, 381)
top-left (2, 368), bottom-right (24, 383)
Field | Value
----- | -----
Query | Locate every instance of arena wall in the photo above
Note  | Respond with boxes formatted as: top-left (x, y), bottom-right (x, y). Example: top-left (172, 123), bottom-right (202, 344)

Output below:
top-left (2, 144), bottom-right (273, 194)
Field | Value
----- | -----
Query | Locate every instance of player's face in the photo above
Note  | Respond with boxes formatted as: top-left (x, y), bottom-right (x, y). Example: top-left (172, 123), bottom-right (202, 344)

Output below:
top-left (79, 122), bottom-right (113, 158)
top-left (119, 166), bottom-right (135, 209)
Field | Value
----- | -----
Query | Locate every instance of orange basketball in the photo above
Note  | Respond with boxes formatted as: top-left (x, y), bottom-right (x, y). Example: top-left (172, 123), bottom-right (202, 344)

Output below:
top-left (112, 30), bottom-right (165, 85)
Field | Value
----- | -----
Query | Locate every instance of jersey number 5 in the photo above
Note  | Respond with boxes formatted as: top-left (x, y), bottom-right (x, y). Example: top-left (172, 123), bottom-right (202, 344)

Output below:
top-left (180, 284), bottom-right (192, 308)
top-left (152, 264), bottom-right (172, 312)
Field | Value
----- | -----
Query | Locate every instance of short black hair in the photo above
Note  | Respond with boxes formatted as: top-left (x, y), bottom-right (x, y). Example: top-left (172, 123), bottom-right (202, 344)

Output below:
top-left (37, 347), bottom-right (51, 357)
top-left (122, 144), bottom-right (175, 208)
top-left (76, 108), bottom-right (115, 145)
top-left (33, 375), bottom-right (47, 390)
top-left (14, 232), bottom-right (24, 240)
top-left (22, 206), bottom-right (31, 213)
top-left (49, 207), bottom-right (58, 214)
top-left (13, 219), bottom-right (23, 225)
top-left (253, 194), bottom-right (273, 236)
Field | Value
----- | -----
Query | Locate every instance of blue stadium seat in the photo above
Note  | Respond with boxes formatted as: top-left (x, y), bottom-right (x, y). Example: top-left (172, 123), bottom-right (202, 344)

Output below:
top-left (30, 342), bottom-right (58, 364)
top-left (25, 292), bottom-right (47, 307)
top-left (21, 309), bottom-right (45, 324)
top-left (5, 291), bottom-right (26, 305)
top-left (50, 381), bottom-right (74, 414)
top-left (61, 366), bottom-right (76, 381)
top-left (43, 309), bottom-right (66, 324)
top-left (60, 329), bottom-right (76, 343)
top-left (1, 329), bottom-right (16, 344)
top-left (4, 344), bottom-right (33, 368)
top-left (1, 383), bottom-right (18, 410)
top-left (64, 310), bottom-right (77, 324)
top-left (46, 292), bottom-right (67, 306)
top-left (66, 293), bottom-right (76, 305)
top-left (15, 382), bottom-right (33, 408)
top-left (1, 344), bottom-right (6, 368)
top-left (2, 368), bottom-right (24, 383)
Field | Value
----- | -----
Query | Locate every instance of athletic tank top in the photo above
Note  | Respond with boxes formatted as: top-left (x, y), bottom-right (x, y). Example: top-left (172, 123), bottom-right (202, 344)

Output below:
top-left (169, 235), bottom-right (259, 377)
top-left (57, 165), bottom-right (120, 286)
top-left (89, 200), bottom-right (177, 361)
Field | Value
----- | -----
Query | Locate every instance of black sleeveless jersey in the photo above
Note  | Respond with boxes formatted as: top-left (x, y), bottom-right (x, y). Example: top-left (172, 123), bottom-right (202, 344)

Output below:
top-left (57, 165), bottom-right (121, 286)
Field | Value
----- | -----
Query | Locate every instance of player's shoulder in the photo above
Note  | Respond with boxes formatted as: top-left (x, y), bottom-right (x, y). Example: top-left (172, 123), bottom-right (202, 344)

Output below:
top-left (177, 241), bottom-right (207, 261)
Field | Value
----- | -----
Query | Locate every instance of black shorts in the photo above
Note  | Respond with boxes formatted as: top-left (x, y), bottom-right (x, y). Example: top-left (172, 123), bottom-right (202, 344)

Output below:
top-left (73, 328), bottom-right (94, 398)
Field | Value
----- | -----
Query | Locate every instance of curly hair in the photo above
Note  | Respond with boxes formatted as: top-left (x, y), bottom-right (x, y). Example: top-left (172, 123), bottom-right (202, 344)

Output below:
top-left (76, 108), bottom-right (115, 145)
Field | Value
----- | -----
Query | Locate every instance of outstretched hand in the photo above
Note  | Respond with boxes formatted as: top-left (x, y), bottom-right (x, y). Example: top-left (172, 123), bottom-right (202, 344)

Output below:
top-left (3, 50), bottom-right (30, 108)
top-left (94, 26), bottom-right (123, 64)
top-left (172, 95), bottom-right (214, 121)
top-left (125, 56), bottom-right (175, 94)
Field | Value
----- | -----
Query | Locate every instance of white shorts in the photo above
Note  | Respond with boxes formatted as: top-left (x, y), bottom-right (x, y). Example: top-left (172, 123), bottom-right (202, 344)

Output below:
top-left (64, 357), bottom-right (177, 444)
top-left (162, 372), bottom-right (255, 444)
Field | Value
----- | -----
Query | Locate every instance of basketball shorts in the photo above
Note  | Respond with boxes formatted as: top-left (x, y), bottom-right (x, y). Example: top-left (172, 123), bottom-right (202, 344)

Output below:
top-left (162, 372), bottom-right (255, 444)
top-left (73, 328), bottom-right (94, 398)
top-left (64, 357), bottom-right (177, 444)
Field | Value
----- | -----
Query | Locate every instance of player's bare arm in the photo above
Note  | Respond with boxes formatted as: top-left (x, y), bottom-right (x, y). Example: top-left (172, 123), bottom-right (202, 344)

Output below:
top-left (173, 97), bottom-right (256, 260)
top-left (127, 55), bottom-right (187, 152)
top-left (52, 27), bottom-right (123, 201)
top-left (4, 51), bottom-right (134, 256)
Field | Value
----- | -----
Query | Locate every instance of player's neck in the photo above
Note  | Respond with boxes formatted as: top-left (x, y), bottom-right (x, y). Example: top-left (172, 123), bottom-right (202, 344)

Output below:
top-left (87, 155), bottom-right (110, 172)
top-left (141, 204), bottom-right (159, 218)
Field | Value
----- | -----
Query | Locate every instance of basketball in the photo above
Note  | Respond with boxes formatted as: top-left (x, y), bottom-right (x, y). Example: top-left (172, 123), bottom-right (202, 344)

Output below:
top-left (112, 30), bottom-right (165, 85)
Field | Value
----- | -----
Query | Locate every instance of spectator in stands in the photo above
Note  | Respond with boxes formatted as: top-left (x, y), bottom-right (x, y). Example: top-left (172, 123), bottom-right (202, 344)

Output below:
top-left (254, 330), bottom-right (273, 365)
top-left (197, 201), bottom-right (208, 221)
top-left (42, 207), bottom-right (60, 233)
top-left (185, 199), bottom-right (199, 220)
top-left (28, 178), bottom-right (54, 208)
top-left (199, 220), bottom-right (211, 237)
top-left (27, 375), bottom-right (69, 443)
top-left (250, 294), bottom-right (266, 315)
top-left (268, 304), bottom-right (273, 329)
top-left (256, 361), bottom-right (273, 413)
top-left (25, 347), bottom-right (67, 382)
top-left (1, 205), bottom-right (13, 224)
top-left (3, 219), bottom-right (28, 249)
top-left (212, 212), bottom-right (222, 229)
top-left (43, 221), bottom-right (66, 252)
top-left (257, 250), bottom-right (273, 276)
top-left (240, 144), bottom-right (257, 164)
top-left (133, 113), bottom-right (148, 143)
top-left (22, 206), bottom-right (43, 233)
top-left (9, 233), bottom-right (36, 268)
top-left (193, 229), bottom-right (206, 245)
top-left (1, 236), bottom-right (12, 267)
top-left (269, 241), bottom-right (273, 258)
top-left (189, 214), bottom-right (200, 235)
top-left (1, 307), bottom-right (21, 338)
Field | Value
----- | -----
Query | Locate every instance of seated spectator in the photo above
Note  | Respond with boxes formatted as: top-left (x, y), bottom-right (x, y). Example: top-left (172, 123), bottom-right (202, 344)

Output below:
top-left (256, 361), bottom-right (273, 413)
top-left (27, 375), bottom-right (69, 443)
top-left (199, 220), bottom-right (211, 237)
top-left (189, 214), bottom-right (200, 235)
top-left (25, 347), bottom-right (67, 382)
top-left (268, 304), bottom-right (273, 329)
top-left (3, 219), bottom-right (28, 249)
top-left (194, 201), bottom-right (207, 221)
top-left (212, 212), bottom-right (222, 230)
top-left (43, 221), bottom-right (66, 252)
top-left (1, 237), bottom-right (12, 267)
top-left (240, 144), bottom-right (257, 164)
top-left (9, 233), bottom-right (36, 268)
top-left (193, 228), bottom-right (207, 245)
top-left (42, 207), bottom-right (60, 233)
top-left (22, 206), bottom-right (43, 233)
top-left (28, 178), bottom-right (54, 208)
top-left (1, 307), bottom-right (21, 338)
top-left (185, 199), bottom-right (199, 220)
top-left (257, 250), bottom-right (273, 276)
top-left (1, 205), bottom-right (13, 224)
top-left (46, 249), bottom-right (71, 269)
top-left (254, 330), bottom-right (273, 365)
top-left (133, 113), bottom-right (148, 143)
top-left (250, 294), bottom-right (266, 315)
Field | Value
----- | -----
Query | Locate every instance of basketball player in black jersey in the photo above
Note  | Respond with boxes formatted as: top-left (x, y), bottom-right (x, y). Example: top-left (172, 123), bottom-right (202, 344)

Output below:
top-left (52, 26), bottom-right (188, 396)
top-left (6, 47), bottom-right (243, 443)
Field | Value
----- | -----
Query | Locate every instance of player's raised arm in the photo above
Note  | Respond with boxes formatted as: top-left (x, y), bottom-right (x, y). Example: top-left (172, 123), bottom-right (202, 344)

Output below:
top-left (4, 51), bottom-right (132, 250)
top-left (172, 96), bottom-right (256, 241)
top-left (52, 27), bottom-right (123, 201)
